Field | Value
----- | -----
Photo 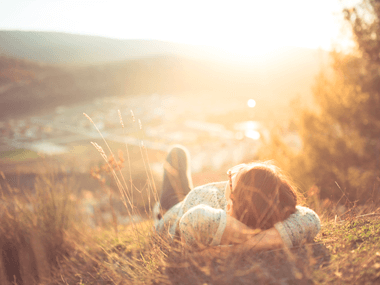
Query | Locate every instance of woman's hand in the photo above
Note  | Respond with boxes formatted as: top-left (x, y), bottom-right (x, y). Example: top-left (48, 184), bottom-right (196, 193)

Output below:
top-left (236, 227), bottom-right (284, 252)
top-left (220, 215), bottom-right (284, 251)
top-left (196, 226), bottom-right (284, 259)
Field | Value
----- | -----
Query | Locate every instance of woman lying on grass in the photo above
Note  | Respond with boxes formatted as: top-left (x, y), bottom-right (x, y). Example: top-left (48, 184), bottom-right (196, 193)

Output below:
top-left (154, 146), bottom-right (320, 251)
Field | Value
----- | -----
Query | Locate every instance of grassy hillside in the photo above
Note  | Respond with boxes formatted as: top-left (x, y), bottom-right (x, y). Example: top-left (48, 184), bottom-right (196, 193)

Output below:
top-left (0, 165), bottom-right (379, 284)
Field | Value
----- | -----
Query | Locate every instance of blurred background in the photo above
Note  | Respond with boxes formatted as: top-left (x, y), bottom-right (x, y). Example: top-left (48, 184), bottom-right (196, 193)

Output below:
top-left (1, 0), bottom-right (378, 222)
top-left (4, 1), bottom-right (380, 283)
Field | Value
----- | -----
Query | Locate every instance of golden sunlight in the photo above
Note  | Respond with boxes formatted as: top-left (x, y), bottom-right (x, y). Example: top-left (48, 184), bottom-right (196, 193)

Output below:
top-left (247, 99), bottom-right (256, 108)
top-left (245, 129), bottom-right (261, 140)
top-left (4, 0), bottom-right (347, 60)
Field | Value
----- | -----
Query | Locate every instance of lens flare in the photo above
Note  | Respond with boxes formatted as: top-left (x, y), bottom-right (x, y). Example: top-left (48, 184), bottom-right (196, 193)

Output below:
top-left (247, 99), bottom-right (256, 108)
top-left (245, 129), bottom-right (261, 140)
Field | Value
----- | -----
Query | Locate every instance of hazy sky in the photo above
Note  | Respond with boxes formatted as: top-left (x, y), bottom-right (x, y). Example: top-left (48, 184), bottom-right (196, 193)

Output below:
top-left (1, 0), bottom-right (357, 56)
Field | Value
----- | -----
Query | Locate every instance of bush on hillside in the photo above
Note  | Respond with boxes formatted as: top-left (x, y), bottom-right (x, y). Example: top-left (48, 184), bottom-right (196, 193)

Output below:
top-left (259, 0), bottom-right (380, 205)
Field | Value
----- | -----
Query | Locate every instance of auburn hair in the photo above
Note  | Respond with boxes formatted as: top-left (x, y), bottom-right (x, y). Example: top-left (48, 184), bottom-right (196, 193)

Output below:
top-left (232, 162), bottom-right (297, 230)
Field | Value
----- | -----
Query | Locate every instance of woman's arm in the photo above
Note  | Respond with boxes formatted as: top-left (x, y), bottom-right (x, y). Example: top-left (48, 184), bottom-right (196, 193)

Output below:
top-left (179, 206), bottom-right (284, 250)
top-left (179, 204), bottom-right (320, 250)
top-left (220, 215), bottom-right (284, 250)
top-left (198, 221), bottom-right (283, 258)
top-left (179, 204), bottom-right (227, 249)
top-left (274, 205), bottom-right (321, 248)
top-left (220, 206), bottom-right (321, 249)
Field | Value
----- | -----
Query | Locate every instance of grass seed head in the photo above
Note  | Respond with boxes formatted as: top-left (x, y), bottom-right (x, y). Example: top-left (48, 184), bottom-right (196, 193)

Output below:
top-left (118, 110), bottom-right (124, 128)
top-left (83, 113), bottom-right (94, 124)
top-left (138, 119), bottom-right (142, 130)
top-left (130, 110), bottom-right (135, 122)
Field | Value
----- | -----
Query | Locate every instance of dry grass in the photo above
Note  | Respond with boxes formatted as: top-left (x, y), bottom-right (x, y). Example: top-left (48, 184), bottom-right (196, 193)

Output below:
top-left (0, 171), bottom-right (78, 285)
top-left (1, 111), bottom-right (380, 284)
top-left (2, 160), bottom-right (380, 284)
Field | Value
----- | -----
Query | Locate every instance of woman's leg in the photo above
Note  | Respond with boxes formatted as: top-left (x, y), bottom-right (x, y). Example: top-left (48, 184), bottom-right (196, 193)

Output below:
top-left (159, 145), bottom-right (193, 214)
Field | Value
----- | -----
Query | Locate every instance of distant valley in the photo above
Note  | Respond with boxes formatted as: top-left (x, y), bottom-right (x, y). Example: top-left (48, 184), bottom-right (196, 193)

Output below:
top-left (0, 31), bottom-right (329, 121)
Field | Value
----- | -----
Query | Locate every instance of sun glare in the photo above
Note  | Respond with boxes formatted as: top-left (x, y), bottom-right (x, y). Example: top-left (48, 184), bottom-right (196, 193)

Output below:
top-left (245, 130), bottom-right (261, 140)
top-left (247, 99), bottom-right (256, 108)
top-left (0, 0), bottom-right (347, 60)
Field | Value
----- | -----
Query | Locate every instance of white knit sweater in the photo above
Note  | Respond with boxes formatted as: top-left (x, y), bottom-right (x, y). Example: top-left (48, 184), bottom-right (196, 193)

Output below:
top-left (155, 181), bottom-right (321, 249)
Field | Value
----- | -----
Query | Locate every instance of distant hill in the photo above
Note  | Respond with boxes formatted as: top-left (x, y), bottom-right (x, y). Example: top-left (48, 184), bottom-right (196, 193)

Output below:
top-left (0, 30), bottom-right (231, 64)
top-left (0, 55), bottom-right (259, 119)
top-left (0, 31), bottom-right (330, 120)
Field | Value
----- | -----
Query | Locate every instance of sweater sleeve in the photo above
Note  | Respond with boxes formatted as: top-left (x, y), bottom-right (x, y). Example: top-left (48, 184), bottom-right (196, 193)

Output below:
top-left (179, 204), bottom-right (227, 249)
top-left (274, 206), bottom-right (321, 248)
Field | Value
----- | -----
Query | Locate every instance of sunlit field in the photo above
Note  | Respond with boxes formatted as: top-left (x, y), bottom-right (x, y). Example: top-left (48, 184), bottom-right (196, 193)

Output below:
top-left (2, 0), bottom-right (380, 284)
top-left (1, 104), bottom-right (380, 284)
top-left (1, 141), bottom-right (380, 284)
